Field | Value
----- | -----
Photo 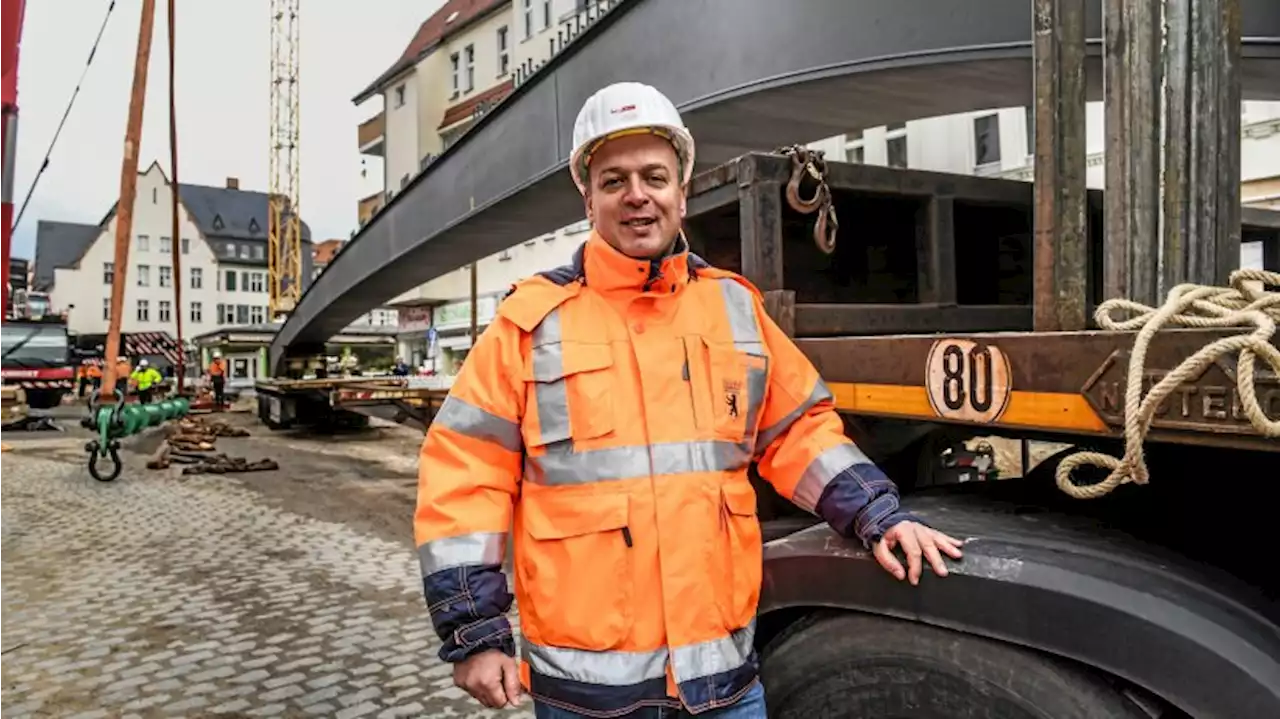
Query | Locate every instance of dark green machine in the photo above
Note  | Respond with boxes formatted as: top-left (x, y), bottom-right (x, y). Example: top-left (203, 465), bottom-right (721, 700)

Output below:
top-left (83, 389), bottom-right (190, 482)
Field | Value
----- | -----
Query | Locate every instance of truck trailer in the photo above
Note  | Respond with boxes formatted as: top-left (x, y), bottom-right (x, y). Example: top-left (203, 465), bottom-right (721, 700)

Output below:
top-left (685, 146), bottom-right (1279, 719)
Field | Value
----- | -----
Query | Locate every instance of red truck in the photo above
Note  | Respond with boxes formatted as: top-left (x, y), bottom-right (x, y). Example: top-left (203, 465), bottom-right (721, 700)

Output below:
top-left (1, 314), bottom-right (75, 409)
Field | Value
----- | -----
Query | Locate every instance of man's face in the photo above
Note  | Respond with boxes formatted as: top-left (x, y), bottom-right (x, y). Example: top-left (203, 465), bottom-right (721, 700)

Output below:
top-left (584, 133), bottom-right (686, 259)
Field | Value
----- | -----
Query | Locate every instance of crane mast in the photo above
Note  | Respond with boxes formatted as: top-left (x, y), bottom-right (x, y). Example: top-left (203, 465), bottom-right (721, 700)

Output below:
top-left (268, 0), bottom-right (301, 319)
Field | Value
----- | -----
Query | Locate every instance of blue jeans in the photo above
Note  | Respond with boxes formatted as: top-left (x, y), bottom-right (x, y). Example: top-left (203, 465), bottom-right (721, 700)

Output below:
top-left (533, 680), bottom-right (766, 719)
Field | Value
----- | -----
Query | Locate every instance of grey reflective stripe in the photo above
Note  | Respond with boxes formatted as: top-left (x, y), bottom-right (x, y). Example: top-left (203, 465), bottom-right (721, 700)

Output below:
top-left (435, 395), bottom-right (522, 453)
top-left (521, 621), bottom-right (756, 686)
top-left (671, 620), bottom-right (756, 683)
top-left (417, 531), bottom-right (507, 576)
top-left (754, 379), bottom-right (833, 455)
top-left (523, 641), bottom-right (668, 686)
top-left (717, 280), bottom-right (764, 355)
top-left (531, 309), bottom-right (571, 445)
top-left (526, 440), bottom-right (749, 486)
top-left (717, 279), bottom-right (768, 441)
top-left (792, 443), bottom-right (873, 513)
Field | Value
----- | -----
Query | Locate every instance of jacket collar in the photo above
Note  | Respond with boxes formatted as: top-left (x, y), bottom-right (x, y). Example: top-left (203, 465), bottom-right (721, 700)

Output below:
top-left (579, 230), bottom-right (695, 294)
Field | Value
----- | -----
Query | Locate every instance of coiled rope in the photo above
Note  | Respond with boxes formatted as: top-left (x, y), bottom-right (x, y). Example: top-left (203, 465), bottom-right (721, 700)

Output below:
top-left (1055, 268), bottom-right (1280, 499)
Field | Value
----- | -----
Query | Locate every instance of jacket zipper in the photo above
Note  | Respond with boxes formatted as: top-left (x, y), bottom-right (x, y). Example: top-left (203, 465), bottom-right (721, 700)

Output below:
top-left (621, 526), bottom-right (633, 547)
top-left (682, 339), bottom-right (697, 426)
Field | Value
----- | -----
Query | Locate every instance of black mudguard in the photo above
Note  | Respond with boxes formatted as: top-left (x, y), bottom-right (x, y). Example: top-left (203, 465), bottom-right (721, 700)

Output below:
top-left (759, 489), bottom-right (1280, 719)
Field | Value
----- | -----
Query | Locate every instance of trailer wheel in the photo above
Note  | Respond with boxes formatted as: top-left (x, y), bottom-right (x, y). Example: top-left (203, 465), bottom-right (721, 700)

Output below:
top-left (760, 612), bottom-right (1149, 719)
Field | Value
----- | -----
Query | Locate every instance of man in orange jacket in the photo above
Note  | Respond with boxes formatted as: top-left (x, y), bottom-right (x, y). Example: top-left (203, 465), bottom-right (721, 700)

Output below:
top-left (414, 82), bottom-right (963, 718)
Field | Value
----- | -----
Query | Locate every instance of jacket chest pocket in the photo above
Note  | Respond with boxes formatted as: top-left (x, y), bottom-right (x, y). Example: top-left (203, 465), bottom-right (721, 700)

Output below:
top-left (524, 341), bottom-right (616, 449)
top-left (684, 336), bottom-right (769, 443)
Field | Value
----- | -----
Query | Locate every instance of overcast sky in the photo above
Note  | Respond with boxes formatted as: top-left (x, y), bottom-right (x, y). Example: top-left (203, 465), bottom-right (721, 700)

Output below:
top-left (10, 0), bottom-right (442, 260)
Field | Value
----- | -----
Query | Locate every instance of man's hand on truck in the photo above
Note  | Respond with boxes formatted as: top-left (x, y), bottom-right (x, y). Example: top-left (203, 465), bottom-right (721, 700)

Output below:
top-left (873, 521), bottom-right (965, 585)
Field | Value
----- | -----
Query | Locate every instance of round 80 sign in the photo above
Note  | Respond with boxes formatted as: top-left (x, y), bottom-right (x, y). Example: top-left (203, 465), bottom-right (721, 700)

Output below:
top-left (925, 339), bottom-right (1012, 424)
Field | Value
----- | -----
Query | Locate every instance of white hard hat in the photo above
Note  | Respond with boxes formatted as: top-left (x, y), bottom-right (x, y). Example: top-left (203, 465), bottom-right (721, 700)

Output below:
top-left (569, 82), bottom-right (695, 194)
top-left (139, 358), bottom-right (149, 367)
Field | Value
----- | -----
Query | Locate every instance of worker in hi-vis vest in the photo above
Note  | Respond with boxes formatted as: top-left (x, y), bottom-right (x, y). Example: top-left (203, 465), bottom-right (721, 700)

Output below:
top-left (413, 82), bottom-right (964, 719)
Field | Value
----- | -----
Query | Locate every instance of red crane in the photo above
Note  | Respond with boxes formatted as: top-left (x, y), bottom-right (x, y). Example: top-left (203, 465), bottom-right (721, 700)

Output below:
top-left (2, 0), bottom-right (26, 320)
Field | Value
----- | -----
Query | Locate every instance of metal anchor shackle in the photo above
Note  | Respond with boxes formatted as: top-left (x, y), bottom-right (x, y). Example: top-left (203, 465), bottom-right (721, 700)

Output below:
top-left (83, 389), bottom-right (192, 482)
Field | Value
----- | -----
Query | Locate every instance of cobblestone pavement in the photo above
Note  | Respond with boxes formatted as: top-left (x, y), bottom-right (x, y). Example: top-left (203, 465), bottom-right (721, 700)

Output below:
top-left (1, 446), bottom-right (533, 719)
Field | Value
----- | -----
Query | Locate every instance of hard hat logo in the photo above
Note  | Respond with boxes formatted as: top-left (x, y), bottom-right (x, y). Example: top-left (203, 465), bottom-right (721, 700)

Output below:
top-left (569, 82), bottom-right (696, 195)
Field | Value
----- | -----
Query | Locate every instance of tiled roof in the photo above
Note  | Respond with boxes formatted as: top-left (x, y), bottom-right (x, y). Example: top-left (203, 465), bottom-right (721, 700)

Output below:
top-left (33, 220), bottom-right (101, 291)
top-left (439, 79), bottom-right (514, 129)
top-left (352, 0), bottom-right (508, 104)
top-left (312, 239), bottom-right (344, 266)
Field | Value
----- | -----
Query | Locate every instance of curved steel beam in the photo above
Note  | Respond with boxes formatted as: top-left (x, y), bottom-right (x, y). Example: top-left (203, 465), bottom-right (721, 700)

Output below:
top-left (272, 0), bottom-right (1280, 368)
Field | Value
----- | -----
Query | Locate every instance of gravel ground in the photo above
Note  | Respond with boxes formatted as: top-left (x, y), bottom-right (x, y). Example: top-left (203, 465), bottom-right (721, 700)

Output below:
top-left (1, 408), bottom-right (532, 719)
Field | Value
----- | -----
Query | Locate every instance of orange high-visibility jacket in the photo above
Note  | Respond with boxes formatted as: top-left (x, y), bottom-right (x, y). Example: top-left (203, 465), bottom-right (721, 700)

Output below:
top-left (415, 233), bottom-right (914, 716)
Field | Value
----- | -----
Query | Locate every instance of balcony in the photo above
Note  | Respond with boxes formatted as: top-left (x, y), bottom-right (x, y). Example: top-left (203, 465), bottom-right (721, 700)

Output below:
top-left (358, 112), bottom-right (385, 157)
top-left (358, 191), bottom-right (385, 226)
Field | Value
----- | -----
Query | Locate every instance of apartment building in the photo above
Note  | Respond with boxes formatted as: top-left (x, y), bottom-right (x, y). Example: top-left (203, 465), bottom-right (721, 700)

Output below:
top-left (353, 0), bottom-right (620, 370)
top-left (39, 162), bottom-right (315, 345)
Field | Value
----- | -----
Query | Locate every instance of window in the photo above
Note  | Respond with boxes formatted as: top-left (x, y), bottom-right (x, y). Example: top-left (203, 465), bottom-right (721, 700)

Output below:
top-left (523, 0), bottom-right (533, 39)
top-left (103, 297), bottom-right (110, 320)
top-left (137, 299), bottom-right (150, 322)
top-left (252, 244), bottom-right (264, 260)
top-left (973, 114), bottom-right (1001, 166)
top-left (238, 244), bottom-right (251, 260)
top-left (236, 305), bottom-right (249, 324)
top-left (212, 215), bottom-right (224, 231)
top-left (543, 0), bottom-right (551, 29)
top-left (249, 272), bottom-right (265, 293)
top-left (464, 45), bottom-right (475, 93)
top-left (136, 235), bottom-right (149, 252)
top-left (158, 300), bottom-right (171, 323)
top-left (394, 84), bottom-right (405, 108)
top-left (191, 267), bottom-right (202, 289)
top-left (497, 26), bottom-right (509, 76)
top-left (451, 53), bottom-right (460, 95)
top-left (190, 301), bottom-right (202, 323)
top-left (250, 306), bottom-right (265, 324)
top-left (160, 236), bottom-right (171, 253)
top-left (181, 237), bottom-right (190, 254)
top-left (152, 187), bottom-right (158, 204)
top-left (887, 136), bottom-right (907, 168)
top-left (103, 262), bottom-right (114, 284)
top-left (137, 265), bottom-right (150, 287)
top-left (844, 129), bottom-right (864, 164)
top-left (217, 303), bottom-right (235, 324)
top-left (224, 270), bottom-right (237, 291)
top-left (241, 271), bottom-right (250, 292)
top-left (159, 266), bottom-right (172, 288)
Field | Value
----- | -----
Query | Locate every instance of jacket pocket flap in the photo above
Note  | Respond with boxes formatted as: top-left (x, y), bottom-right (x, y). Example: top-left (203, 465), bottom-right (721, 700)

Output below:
top-left (528, 342), bottom-right (614, 383)
top-left (524, 492), bottom-right (629, 540)
top-left (721, 482), bottom-right (758, 517)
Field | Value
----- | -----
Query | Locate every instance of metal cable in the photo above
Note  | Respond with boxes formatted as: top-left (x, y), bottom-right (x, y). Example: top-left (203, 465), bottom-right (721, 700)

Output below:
top-left (12, 0), bottom-right (117, 232)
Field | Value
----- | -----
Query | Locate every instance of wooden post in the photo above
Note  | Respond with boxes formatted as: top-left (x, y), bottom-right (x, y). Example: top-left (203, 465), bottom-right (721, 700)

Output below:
top-left (167, 0), bottom-right (184, 394)
top-left (1031, 0), bottom-right (1088, 332)
top-left (762, 290), bottom-right (795, 338)
top-left (915, 196), bottom-right (957, 304)
top-left (1164, 0), bottom-right (1243, 291)
top-left (737, 156), bottom-right (785, 292)
top-left (1103, 0), bottom-right (1162, 306)
top-left (102, 0), bottom-right (156, 398)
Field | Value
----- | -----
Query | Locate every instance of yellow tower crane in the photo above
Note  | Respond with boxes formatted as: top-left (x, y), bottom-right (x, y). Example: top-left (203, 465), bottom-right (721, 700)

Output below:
top-left (268, 0), bottom-right (302, 318)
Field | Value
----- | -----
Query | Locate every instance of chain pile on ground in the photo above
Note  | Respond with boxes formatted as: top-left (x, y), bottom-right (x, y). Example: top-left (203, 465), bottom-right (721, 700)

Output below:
top-left (1056, 268), bottom-right (1280, 499)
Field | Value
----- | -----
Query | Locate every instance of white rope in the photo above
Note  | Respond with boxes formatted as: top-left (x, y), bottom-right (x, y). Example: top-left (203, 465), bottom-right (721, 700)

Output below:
top-left (1055, 269), bottom-right (1280, 499)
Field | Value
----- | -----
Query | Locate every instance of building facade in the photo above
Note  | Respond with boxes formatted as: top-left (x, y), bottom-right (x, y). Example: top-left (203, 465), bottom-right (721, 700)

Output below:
top-left (41, 162), bottom-right (315, 345)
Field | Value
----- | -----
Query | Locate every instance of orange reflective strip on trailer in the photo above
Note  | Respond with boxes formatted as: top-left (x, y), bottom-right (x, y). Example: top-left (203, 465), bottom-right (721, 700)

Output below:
top-left (821, 336), bottom-right (1109, 434)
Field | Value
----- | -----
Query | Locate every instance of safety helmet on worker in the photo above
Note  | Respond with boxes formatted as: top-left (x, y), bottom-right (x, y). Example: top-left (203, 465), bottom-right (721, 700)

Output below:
top-left (569, 82), bottom-right (696, 195)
